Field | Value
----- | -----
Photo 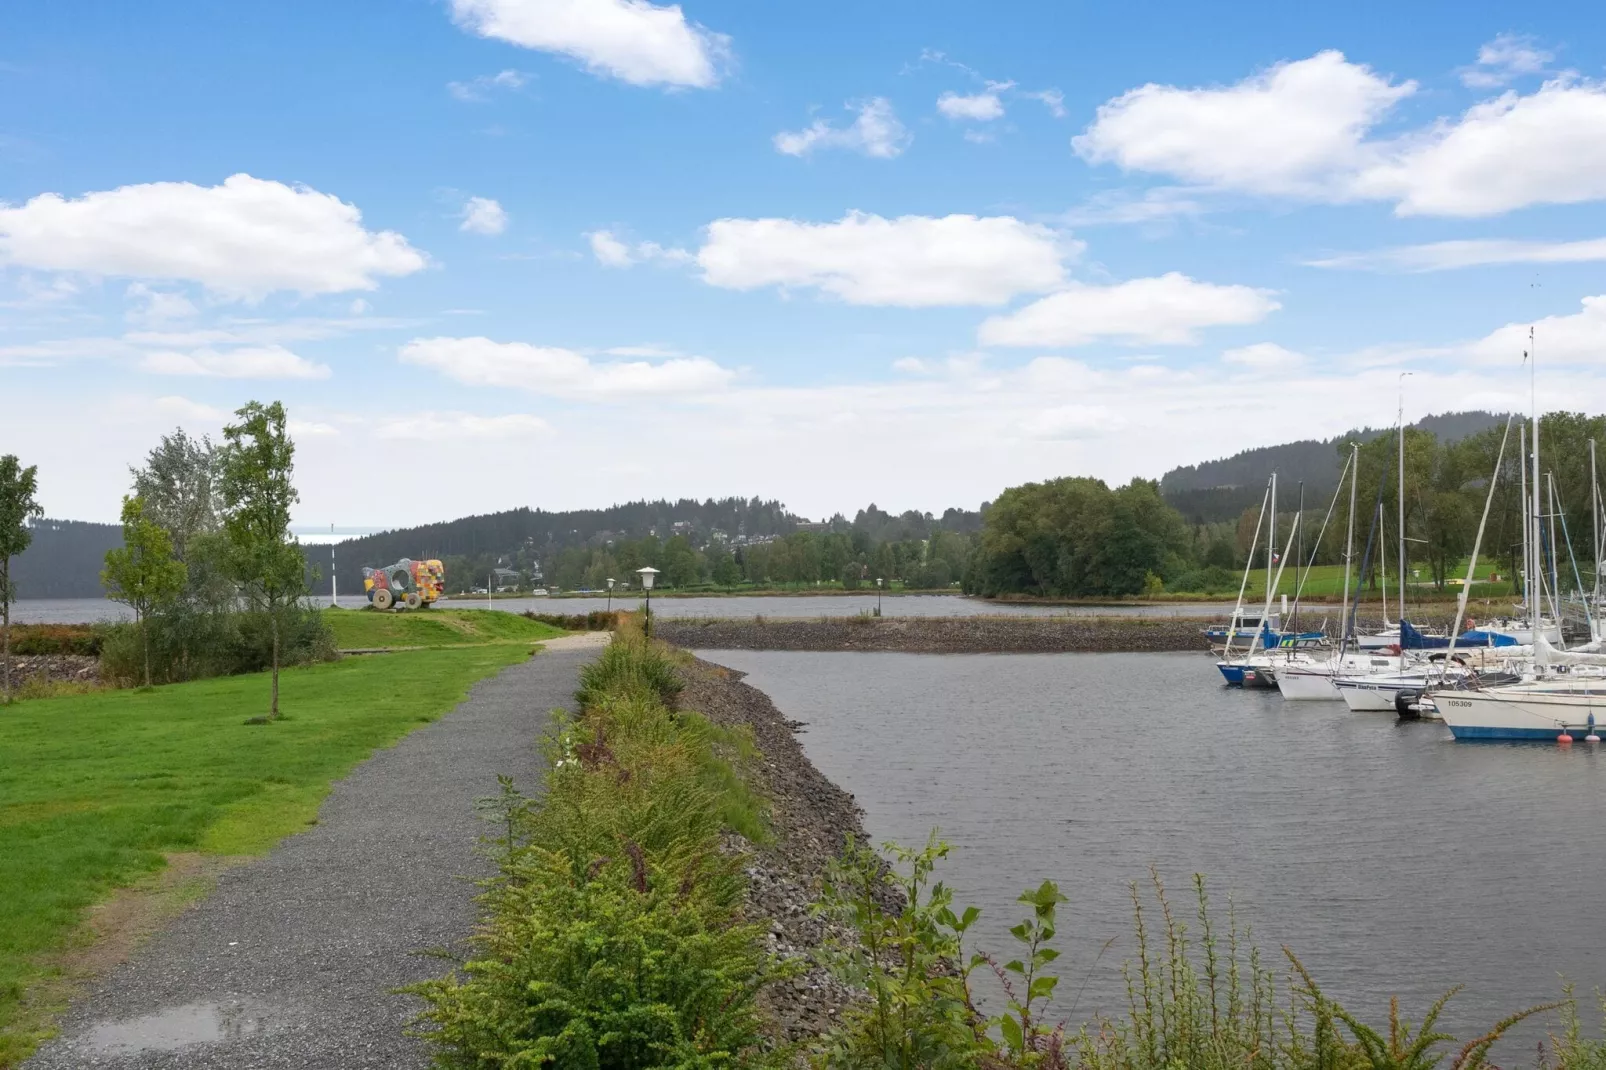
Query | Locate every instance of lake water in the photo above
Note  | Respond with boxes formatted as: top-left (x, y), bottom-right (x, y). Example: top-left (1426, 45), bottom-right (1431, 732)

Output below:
top-left (696, 649), bottom-right (1606, 1051)
top-left (9, 595), bottom-right (1233, 625)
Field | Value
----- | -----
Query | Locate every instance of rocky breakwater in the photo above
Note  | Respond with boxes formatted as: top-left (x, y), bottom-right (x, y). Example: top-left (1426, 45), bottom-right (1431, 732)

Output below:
top-left (658, 614), bottom-right (1214, 654)
top-left (675, 655), bottom-right (888, 1045)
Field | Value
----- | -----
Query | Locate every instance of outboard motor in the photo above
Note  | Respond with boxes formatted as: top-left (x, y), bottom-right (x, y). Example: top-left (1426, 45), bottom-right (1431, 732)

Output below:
top-left (1394, 688), bottom-right (1422, 720)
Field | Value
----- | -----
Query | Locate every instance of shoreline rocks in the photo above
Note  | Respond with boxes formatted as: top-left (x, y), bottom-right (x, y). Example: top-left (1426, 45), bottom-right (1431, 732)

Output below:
top-left (659, 615), bottom-right (1215, 654)
top-left (675, 656), bottom-right (870, 1045)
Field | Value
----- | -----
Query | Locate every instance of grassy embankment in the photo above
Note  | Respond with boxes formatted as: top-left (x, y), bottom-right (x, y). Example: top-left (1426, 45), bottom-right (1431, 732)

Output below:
top-left (0, 618), bottom-right (562, 1066)
top-left (1230, 560), bottom-right (1517, 603)
top-left (324, 606), bottom-right (566, 650)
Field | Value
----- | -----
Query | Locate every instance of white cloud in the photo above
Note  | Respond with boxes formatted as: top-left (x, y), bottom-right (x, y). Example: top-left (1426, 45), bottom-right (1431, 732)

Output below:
top-left (376, 411), bottom-right (553, 440)
top-left (447, 0), bottom-right (728, 89)
top-left (140, 344), bottom-right (332, 380)
top-left (398, 336), bottom-right (733, 399)
top-left (350, 298), bottom-right (371, 314)
top-left (937, 90), bottom-right (1004, 121)
top-left (1027, 88), bottom-right (1066, 118)
top-left (1074, 51), bottom-right (1413, 197)
top-left (125, 283), bottom-right (198, 325)
top-left (1077, 50), bottom-right (1606, 217)
top-left (696, 211), bottom-right (1074, 307)
top-left (0, 174), bottom-right (426, 300)
top-left (1352, 78), bottom-right (1606, 216)
top-left (1468, 295), bottom-right (1606, 365)
top-left (460, 196), bottom-right (509, 235)
top-left (1021, 403), bottom-right (1126, 440)
top-left (586, 228), bottom-right (691, 267)
top-left (1061, 187), bottom-right (1206, 226)
top-left (773, 98), bottom-right (910, 159)
top-left (588, 229), bottom-right (636, 266)
top-left (1222, 342), bottom-right (1306, 368)
top-left (289, 420), bottom-right (340, 437)
top-left (978, 273), bottom-right (1279, 347)
top-left (1308, 236), bottom-right (1606, 272)
top-left (152, 396), bottom-right (230, 424)
top-left (448, 69), bottom-right (528, 101)
top-left (1462, 34), bottom-right (1552, 88)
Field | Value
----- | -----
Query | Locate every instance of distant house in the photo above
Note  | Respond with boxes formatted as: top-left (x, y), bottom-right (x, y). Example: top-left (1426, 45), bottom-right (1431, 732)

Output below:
top-left (491, 567), bottom-right (520, 592)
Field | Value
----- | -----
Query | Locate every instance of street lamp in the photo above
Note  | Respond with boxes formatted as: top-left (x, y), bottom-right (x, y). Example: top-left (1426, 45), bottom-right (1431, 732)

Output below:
top-left (876, 576), bottom-right (883, 616)
top-left (606, 577), bottom-right (615, 613)
top-left (637, 567), bottom-right (659, 637)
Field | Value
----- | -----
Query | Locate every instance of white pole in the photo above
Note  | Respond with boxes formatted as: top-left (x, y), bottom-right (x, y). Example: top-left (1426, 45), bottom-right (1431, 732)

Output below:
top-left (1397, 372), bottom-right (1411, 625)
top-left (1342, 444), bottom-right (1357, 649)
top-left (1531, 326), bottom-right (1542, 637)
top-left (1268, 472), bottom-right (1277, 620)
top-left (1520, 422), bottom-right (1529, 620)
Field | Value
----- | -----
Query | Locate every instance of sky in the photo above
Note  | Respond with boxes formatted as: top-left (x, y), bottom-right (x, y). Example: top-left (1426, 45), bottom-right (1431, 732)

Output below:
top-left (5, 0), bottom-right (1606, 530)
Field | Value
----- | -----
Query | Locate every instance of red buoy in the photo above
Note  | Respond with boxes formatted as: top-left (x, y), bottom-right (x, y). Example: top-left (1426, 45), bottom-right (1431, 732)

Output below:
top-left (1558, 732), bottom-right (1575, 745)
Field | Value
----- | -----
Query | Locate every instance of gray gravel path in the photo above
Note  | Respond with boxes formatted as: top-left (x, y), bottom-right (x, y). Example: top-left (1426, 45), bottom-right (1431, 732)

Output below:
top-left (27, 647), bottom-right (594, 1070)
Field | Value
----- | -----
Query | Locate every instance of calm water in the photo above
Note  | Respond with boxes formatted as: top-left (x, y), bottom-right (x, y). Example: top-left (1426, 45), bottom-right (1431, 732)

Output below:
top-left (697, 649), bottom-right (1606, 1049)
top-left (10, 595), bottom-right (1232, 625)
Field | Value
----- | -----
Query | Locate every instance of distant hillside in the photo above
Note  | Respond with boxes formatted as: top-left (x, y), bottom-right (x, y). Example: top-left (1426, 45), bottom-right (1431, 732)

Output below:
top-left (9, 519), bottom-right (123, 598)
top-left (1161, 410), bottom-right (1509, 523)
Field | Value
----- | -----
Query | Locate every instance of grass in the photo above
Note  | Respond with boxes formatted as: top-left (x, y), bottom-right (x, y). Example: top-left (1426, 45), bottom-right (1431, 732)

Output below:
top-left (1213, 560), bottom-right (1520, 602)
top-left (0, 640), bottom-right (539, 1065)
top-left (324, 606), bottom-right (568, 650)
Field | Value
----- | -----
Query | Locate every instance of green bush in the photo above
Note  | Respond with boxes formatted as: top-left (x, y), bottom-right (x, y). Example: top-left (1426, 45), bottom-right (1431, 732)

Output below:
top-left (9, 624), bottom-right (102, 656)
top-left (98, 605), bottom-right (334, 686)
top-left (525, 610), bottom-right (620, 632)
top-left (1166, 565), bottom-right (1240, 594)
top-left (411, 619), bottom-right (785, 1068)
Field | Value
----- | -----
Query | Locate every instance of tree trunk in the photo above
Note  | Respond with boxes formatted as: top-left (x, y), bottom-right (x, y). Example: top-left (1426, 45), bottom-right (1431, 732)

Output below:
top-left (270, 608), bottom-right (280, 721)
top-left (141, 609), bottom-right (151, 689)
top-left (2, 562), bottom-right (10, 705)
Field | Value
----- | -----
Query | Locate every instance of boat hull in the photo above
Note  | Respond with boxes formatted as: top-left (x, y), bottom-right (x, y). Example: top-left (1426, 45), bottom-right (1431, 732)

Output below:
top-left (1276, 667), bottom-right (1340, 700)
top-left (1436, 689), bottom-right (1606, 740)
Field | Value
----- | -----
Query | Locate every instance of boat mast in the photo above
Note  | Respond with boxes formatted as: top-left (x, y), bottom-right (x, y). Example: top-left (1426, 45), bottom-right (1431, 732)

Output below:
top-left (1519, 421), bottom-right (1529, 621)
top-left (1530, 326), bottom-right (1543, 636)
top-left (1223, 477), bottom-right (1272, 661)
top-left (1398, 372), bottom-right (1411, 625)
top-left (1449, 415), bottom-right (1515, 658)
top-left (1268, 472), bottom-right (1277, 618)
top-left (1342, 443), bottom-right (1358, 650)
top-left (1593, 438), bottom-right (1602, 638)
top-left (1293, 480), bottom-right (1305, 631)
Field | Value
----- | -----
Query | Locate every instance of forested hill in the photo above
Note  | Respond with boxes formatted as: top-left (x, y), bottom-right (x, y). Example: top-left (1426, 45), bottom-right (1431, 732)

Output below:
top-left (1161, 411), bottom-right (1508, 523)
top-left (9, 519), bottom-right (123, 598)
top-left (329, 498), bottom-right (985, 592)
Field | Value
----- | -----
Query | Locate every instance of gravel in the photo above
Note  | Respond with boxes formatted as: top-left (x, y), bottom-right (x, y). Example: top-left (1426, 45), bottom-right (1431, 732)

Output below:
top-left (657, 615), bottom-right (1217, 653)
top-left (26, 647), bottom-right (594, 1070)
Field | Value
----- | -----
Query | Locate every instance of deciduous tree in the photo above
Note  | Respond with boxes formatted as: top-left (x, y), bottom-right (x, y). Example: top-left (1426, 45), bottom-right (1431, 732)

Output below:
top-left (219, 401), bottom-right (306, 722)
top-left (0, 455), bottom-right (43, 704)
top-left (101, 495), bottom-right (188, 688)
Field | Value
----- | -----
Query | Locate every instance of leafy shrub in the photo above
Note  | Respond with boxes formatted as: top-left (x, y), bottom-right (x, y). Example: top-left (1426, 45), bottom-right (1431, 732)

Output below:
top-left (1166, 565), bottom-right (1239, 594)
top-left (9, 624), bottom-right (102, 656)
top-left (411, 616), bottom-right (783, 1068)
top-left (525, 610), bottom-right (620, 632)
top-left (98, 605), bottom-right (334, 686)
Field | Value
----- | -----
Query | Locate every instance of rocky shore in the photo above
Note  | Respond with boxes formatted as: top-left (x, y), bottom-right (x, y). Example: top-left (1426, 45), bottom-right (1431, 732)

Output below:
top-left (5, 653), bottom-right (99, 686)
top-left (675, 655), bottom-right (872, 1045)
top-left (659, 614), bottom-right (1215, 653)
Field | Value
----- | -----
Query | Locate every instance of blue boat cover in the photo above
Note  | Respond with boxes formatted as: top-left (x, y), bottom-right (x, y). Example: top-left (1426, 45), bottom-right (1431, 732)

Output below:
top-left (1399, 619), bottom-right (1518, 649)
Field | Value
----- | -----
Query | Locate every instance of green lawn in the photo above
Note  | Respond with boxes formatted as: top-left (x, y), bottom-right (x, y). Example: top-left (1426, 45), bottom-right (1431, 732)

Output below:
top-left (325, 606), bottom-right (567, 650)
top-left (0, 642), bottom-right (539, 1064)
top-left (1230, 560), bottom-right (1520, 601)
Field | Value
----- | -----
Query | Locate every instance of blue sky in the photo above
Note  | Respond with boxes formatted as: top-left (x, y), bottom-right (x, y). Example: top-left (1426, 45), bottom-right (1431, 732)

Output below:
top-left (5, 0), bottom-right (1606, 529)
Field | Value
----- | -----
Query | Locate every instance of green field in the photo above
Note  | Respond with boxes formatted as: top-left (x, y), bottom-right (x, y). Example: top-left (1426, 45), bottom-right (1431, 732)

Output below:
top-left (1227, 560), bottom-right (1520, 602)
top-left (325, 606), bottom-right (567, 650)
top-left (0, 641), bottom-right (541, 1064)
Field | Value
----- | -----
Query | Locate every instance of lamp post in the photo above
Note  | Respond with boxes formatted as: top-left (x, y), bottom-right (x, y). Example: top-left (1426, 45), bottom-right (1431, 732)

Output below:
top-left (637, 567), bottom-right (659, 637)
top-left (606, 577), bottom-right (615, 613)
top-left (876, 576), bottom-right (883, 616)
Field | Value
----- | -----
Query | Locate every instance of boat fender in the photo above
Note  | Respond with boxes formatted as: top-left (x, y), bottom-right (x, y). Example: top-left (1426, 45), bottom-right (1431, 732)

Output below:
top-left (1394, 689), bottom-right (1422, 720)
top-left (1558, 732), bottom-right (1575, 745)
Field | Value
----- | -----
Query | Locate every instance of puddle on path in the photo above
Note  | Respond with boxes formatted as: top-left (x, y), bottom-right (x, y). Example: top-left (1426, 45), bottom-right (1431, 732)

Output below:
top-left (82, 999), bottom-right (268, 1054)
